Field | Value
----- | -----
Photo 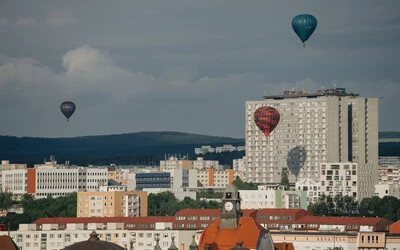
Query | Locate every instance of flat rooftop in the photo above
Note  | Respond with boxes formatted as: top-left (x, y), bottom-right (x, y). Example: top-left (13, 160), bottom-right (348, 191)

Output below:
top-left (263, 88), bottom-right (359, 100)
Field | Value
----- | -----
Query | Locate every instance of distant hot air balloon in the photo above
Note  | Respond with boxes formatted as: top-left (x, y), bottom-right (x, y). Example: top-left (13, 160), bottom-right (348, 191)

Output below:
top-left (254, 106), bottom-right (280, 138)
top-left (60, 101), bottom-right (76, 121)
top-left (292, 14), bottom-right (317, 47)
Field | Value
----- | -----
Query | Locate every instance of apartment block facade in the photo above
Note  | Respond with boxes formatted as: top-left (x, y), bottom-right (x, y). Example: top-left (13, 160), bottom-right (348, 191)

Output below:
top-left (244, 88), bottom-right (378, 199)
top-left (77, 191), bottom-right (148, 218)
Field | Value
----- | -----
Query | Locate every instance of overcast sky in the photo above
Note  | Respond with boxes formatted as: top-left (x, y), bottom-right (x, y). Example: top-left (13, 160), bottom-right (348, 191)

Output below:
top-left (0, 0), bottom-right (399, 138)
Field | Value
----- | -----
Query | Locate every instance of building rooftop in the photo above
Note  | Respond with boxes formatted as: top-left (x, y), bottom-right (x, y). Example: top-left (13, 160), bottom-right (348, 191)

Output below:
top-left (263, 88), bottom-right (359, 100)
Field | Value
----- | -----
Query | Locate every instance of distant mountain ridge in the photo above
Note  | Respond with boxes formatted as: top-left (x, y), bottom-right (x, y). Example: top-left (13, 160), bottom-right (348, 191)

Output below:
top-left (1, 131), bottom-right (398, 166)
top-left (0, 131), bottom-right (244, 166)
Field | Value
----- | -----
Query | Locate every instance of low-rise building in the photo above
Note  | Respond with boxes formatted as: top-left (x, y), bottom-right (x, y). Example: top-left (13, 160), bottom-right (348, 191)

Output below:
top-left (77, 191), bottom-right (147, 218)
top-left (378, 165), bottom-right (400, 184)
top-left (197, 169), bottom-right (241, 188)
top-left (192, 158), bottom-right (218, 170)
top-left (215, 144), bottom-right (236, 153)
top-left (240, 186), bottom-right (308, 209)
top-left (194, 146), bottom-right (215, 155)
top-left (295, 178), bottom-right (320, 204)
top-left (160, 157), bottom-right (193, 171)
top-left (232, 158), bottom-right (245, 172)
top-left (374, 183), bottom-right (400, 199)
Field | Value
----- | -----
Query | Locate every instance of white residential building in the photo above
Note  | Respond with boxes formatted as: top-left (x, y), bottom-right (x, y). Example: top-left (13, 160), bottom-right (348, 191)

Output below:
top-left (295, 178), bottom-right (321, 204)
top-left (215, 144), bottom-right (236, 153)
top-left (375, 183), bottom-right (400, 199)
top-left (195, 146), bottom-right (215, 155)
top-left (240, 186), bottom-right (308, 209)
top-left (320, 162), bottom-right (359, 199)
top-left (0, 169), bottom-right (27, 198)
top-left (244, 88), bottom-right (379, 199)
top-left (1, 222), bottom-right (195, 250)
top-left (34, 165), bottom-right (108, 198)
top-left (192, 157), bottom-right (219, 170)
top-left (160, 156), bottom-right (193, 171)
top-left (233, 158), bottom-right (245, 171)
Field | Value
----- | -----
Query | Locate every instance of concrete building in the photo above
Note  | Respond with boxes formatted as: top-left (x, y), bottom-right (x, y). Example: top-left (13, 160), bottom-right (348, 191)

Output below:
top-left (194, 146), bottom-right (215, 155)
top-left (134, 172), bottom-right (171, 190)
top-left (374, 183), bottom-right (400, 199)
top-left (0, 160), bottom-right (27, 170)
top-left (240, 186), bottom-right (308, 210)
top-left (379, 156), bottom-right (400, 166)
top-left (244, 88), bottom-right (378, 199)
top-left (77, 191), bottom-right (147, 218)
top-left (166, 169), bottom-right (197, 189)
top-left (197, 169), bottom-right (242, 188)
top-left (1, 169), bottom-right (28, 198)
top-left (32, 164), bottom-right (108, 198)
top-left (378, 165), bottom-right (400, 184)
top-left (215, 144), bottom-right (236, 153)
top-left (2, 217), bottom-right (195, 250)
top-left (295, 178), bottom-right (320, 204)
top-left (160, 156), bottom-right (193, 171)
top-left (192, 157), bottom-right (219, 170)
top-left (320, 162), bottom-right (359, 199)
top-left (232, 158), bottom-right (245, 171)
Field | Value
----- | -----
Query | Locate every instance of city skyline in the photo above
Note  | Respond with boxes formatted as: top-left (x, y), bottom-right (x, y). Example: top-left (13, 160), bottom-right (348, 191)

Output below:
top-left (0, 1), bottom-right (399, 138)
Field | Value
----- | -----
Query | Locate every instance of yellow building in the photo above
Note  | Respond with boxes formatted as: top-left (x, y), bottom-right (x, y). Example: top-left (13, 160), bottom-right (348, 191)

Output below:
top-left (77, 191), bottom-right (147, 218)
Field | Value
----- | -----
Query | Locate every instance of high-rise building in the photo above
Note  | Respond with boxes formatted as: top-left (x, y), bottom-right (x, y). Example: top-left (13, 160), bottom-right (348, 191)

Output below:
top-left (244, 88), bottom-right (378, 198)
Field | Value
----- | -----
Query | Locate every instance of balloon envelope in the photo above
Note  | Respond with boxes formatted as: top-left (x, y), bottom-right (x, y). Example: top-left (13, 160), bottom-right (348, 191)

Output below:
top-left (292, 14), bottom-right (317, 44)
top-left (60, 101), bottom-right (76, 120)
top-left (254, 106), bottom-right (280, 137)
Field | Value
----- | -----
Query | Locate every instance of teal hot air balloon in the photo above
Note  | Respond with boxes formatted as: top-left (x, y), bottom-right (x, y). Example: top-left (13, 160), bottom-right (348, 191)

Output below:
top-left (292, 14), bottom-right (317, 47)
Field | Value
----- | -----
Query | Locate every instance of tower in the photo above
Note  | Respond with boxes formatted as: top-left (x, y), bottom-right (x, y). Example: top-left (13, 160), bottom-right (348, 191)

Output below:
top-left (220, 185), bottom-right (241, 229)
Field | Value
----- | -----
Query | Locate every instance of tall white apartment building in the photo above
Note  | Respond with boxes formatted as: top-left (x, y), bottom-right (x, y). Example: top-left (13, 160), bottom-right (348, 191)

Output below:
top-left (244, 88), bottom-right (378, 199)
top-left (193, 157), bottom-right (219, 170)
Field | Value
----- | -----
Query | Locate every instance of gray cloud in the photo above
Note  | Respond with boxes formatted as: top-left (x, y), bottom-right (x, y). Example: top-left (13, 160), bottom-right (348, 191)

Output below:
top-left (46, 9), bottom-right (79, 27)
top-left (0, 0), bottom-right (399, 137)
top-left (15, 17), bottom-right (37, 28)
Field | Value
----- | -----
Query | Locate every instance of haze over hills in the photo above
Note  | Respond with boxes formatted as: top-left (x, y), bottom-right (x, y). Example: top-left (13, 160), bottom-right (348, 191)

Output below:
top-left (0, 131), bottom-right (399, 167)
top-left (0, 131), bottom-right (244, 166)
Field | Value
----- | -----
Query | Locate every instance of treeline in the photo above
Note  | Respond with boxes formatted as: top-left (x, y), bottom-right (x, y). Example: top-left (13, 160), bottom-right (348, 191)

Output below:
top-left (147, 192), bottom-right (221, 216)
top-left (0, 192), bottom-right (77, 230)
top-left (308, 194), bottom-right (400, 221)
top-left (199, 151), bottom-right (245, 167)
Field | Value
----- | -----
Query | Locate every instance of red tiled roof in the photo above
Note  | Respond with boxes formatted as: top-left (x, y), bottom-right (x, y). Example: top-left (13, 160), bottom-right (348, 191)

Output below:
top-left (199, 217), bottom-right (265, 250)
top-left (33, 216), bottom-right (174, 225)
top-left (295, 216), bottom-right (389, 225)
top-left (390, 220), bottom-right (400, 234)
top-left (0, 235), bottom-right (18, 250)
top-left (174, 209), bottom-right (221, 216)
top-left (257, 208), bottom-right (311, 216)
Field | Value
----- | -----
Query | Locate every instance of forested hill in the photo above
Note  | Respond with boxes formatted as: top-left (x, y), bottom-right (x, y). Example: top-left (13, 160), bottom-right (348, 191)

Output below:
top-left (0, 132), bottom-right (244, 166)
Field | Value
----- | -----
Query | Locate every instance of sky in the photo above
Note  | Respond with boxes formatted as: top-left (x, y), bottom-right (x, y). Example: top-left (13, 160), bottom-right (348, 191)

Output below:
top-left (0, 0), bottom-right (399, 138)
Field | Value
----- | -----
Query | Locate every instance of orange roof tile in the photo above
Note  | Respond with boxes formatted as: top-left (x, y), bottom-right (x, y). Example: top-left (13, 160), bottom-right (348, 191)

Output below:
top-left (199, 217), bottom-right (265, 250)
top-left (390, 220), bottom-right (400, 234)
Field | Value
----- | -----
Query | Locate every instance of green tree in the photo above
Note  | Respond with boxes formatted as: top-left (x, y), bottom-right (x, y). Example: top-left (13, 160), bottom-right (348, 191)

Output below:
top-left (0, 191), bottom-right (14, 210)
top-left (232, 176), bottom-right (258, 190)
top-left (280, 168), bottom-right (290, 190)
top-left (147, 192), bottom-right (221, 216)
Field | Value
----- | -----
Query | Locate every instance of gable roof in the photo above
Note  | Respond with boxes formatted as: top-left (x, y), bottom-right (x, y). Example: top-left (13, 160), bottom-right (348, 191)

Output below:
top-left (0, 235), bottom-right (18, 250)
